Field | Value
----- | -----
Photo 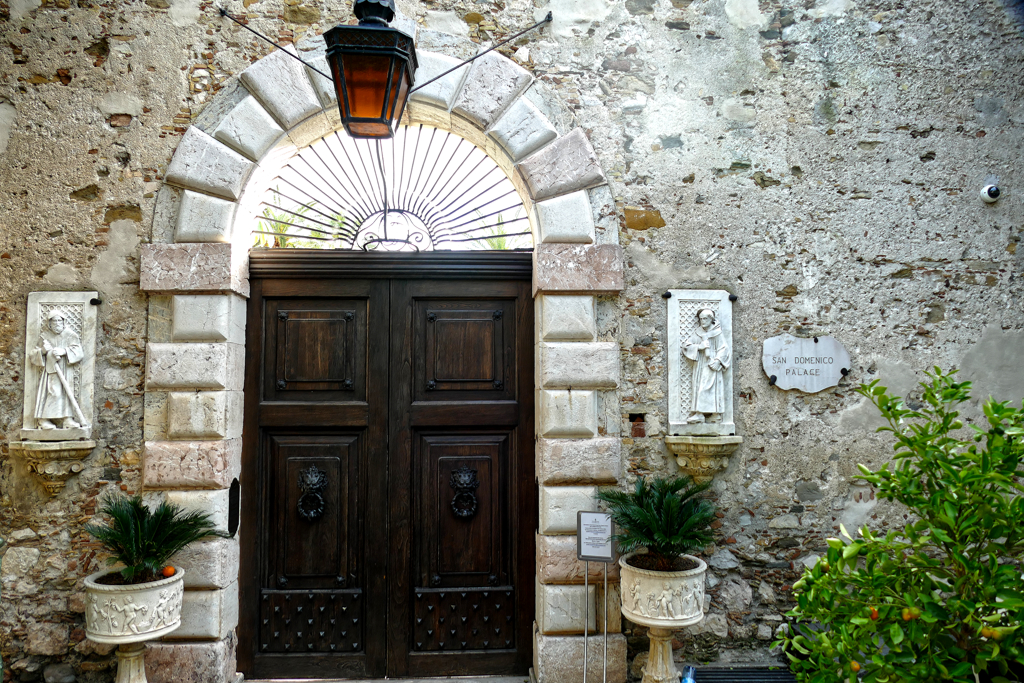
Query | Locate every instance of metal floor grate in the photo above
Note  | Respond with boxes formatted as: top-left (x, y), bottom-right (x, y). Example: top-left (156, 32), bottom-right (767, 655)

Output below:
top-left (689, 666), bottom-right (797, 682)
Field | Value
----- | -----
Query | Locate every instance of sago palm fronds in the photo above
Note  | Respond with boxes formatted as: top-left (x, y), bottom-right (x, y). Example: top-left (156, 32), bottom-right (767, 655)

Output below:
top-left (86, 494), bottom-right (226, 584)
top-left (597, 475), bottom-right (717, 569)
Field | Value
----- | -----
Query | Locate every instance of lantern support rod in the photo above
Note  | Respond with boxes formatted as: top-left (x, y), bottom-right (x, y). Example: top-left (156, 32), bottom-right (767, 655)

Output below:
top-left (218, 7), bottom-right (553, 93)
top-left (408, 11), bottom-right (552, 94)
top-left (218, 8), bottom-right (333, 81)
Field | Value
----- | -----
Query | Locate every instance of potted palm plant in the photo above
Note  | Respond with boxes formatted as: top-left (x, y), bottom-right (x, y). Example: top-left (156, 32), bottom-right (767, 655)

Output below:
top-left (83, 494), bottom-right (225, 683)
top-left (597, 475), bottom-right (717, 683)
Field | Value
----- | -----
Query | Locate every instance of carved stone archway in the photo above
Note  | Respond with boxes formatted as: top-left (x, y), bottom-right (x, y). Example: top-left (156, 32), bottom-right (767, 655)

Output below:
top-left (139, 30), bottom-right (626, 683)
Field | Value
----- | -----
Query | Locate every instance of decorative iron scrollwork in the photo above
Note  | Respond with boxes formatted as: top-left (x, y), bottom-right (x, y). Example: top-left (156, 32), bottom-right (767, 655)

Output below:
top-left (297, 465), bottom-right (328, 522)
top-left (449, 466), bottom-right (480, 519)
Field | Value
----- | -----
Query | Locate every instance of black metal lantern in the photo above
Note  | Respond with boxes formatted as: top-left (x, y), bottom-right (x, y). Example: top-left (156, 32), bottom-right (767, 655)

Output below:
top-left (324, 0), bottom-right (417, 139)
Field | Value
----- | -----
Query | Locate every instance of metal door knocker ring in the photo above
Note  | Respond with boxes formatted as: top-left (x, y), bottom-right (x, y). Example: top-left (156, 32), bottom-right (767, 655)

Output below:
top-left (297, 465), bottom-right (328, 521)
top-left (450, 465), bottom-right (480, 519)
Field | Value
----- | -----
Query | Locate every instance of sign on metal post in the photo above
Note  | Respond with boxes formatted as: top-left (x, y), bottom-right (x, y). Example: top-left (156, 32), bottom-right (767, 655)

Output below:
top-left (577, 511), bottom-right (615, 683)
top-left (577, 511), bottom-right (614, 562)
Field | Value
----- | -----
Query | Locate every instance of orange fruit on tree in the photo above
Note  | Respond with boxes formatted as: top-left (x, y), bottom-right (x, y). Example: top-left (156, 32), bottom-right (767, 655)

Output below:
top-left (162, 566), bottom-right (176, 577)
top-left (850, 661), bottom-right (861, 673)
top-left (869, 607), bottom-right (879, 621)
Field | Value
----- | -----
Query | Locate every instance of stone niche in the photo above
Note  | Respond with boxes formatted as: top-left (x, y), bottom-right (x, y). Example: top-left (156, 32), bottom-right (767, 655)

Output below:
top-left (12, 291), bottom-right (99, 495)
top-left (665, 289), bottom-right (742, 481)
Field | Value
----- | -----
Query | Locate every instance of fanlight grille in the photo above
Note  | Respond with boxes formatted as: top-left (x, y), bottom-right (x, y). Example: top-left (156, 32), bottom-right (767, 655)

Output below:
top-left (253, 124), bottom-right (531, 251)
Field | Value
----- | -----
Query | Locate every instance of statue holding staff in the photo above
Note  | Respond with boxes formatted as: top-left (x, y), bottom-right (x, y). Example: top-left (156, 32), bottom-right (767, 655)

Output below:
top-left (682, 308), bottom-right (730, 424)
top-left (30, 309), bottom-right (86, 429)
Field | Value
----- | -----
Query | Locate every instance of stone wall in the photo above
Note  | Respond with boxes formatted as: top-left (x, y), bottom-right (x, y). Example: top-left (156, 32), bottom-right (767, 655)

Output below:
top-left (599, 0), bottom-right (1024, 669)
top-left (0, 0), bottom-right (1022, 681)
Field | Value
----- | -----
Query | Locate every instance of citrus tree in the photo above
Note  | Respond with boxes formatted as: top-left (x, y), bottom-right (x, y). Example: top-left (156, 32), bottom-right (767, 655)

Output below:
top-left (777, 368), bottom-right (1024, 682)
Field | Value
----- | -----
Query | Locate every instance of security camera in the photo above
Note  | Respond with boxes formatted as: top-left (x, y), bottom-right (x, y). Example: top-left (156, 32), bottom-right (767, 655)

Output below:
top-left (980, 184), bottom-right (1001, 203)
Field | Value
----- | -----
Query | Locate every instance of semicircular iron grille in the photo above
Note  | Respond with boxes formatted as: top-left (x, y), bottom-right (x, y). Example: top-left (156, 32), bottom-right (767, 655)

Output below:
top-left (253, 124), bottom-right (531, 252)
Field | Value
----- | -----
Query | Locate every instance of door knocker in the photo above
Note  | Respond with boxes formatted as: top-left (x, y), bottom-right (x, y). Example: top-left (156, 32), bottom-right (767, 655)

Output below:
top-left (297, 465), bottom-right (328, 522)
top-left (450, 465), bottom-right (480, 519)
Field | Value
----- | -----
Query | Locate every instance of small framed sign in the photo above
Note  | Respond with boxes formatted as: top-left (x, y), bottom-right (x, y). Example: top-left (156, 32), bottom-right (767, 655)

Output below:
top-left (576, 511), bottom-right (615, 562)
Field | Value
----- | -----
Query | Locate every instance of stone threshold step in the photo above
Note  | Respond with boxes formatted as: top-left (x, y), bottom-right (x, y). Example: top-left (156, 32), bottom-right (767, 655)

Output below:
top-left (245, 677), bottom-right (529, 683)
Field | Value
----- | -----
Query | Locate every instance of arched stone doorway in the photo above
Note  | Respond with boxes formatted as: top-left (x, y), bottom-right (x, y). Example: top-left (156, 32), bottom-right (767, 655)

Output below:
top-left (140, 31), bottom-right (626, 682)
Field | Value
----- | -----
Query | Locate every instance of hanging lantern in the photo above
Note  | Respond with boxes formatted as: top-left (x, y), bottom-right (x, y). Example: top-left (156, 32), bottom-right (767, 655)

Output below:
top-left (324, 0), bottom-right (417, 139)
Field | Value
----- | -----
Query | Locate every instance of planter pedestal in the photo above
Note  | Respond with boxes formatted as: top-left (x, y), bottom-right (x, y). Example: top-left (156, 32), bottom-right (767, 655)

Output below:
top-left (116, 644), bottom-right (147, 683)
top-left (643, 627), bottom-right (680, 683)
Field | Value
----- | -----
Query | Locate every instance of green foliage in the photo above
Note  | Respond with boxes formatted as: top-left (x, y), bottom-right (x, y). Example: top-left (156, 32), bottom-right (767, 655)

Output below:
top-left (468, 209), bottom-right (532, 251)
top-left (253, 190), bottom-right (342, 249)
top-left (596, 475), bottom-right (717, 569)
top-left (777, 368), bottom-right (1024, 682)
top-left (86, 494), bottom-right (227, 584)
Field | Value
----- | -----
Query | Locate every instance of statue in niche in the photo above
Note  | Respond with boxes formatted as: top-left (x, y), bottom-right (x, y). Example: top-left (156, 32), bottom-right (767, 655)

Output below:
top-left (30, 309), bottom-right (86, 429)
top-left (682, 308), bottom-right (731, 424)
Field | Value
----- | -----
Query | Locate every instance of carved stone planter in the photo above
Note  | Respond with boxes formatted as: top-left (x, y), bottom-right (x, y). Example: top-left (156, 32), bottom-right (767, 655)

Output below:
top-left (9, 440), bottom-right (96, 496)
top-left (84, 568), bottom-right (185, 644)
top-left (620, 552), bottom-right (707, 683)
top-left (664, 435), bottom-right (743, 483)
top-left (85, 568), bottom-right (185, 683)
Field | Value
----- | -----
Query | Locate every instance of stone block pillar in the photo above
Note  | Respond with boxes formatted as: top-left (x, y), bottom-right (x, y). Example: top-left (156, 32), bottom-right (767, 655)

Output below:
top-left (523, 148), bottom-right (626, 682)
top-left (140, 123), bottom-right (258, 682)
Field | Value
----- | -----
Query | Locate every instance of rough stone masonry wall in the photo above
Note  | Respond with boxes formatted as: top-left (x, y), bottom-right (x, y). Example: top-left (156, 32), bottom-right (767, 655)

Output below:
top-left (0, 0), bottom-right (1023, 681)
top-left (590, 0), bottom-right (1024, 673)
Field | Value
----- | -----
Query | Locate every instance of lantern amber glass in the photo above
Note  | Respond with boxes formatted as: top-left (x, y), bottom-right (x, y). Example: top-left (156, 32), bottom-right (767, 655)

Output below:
top-left (342, 53), bottom-right (391, 119)
top-left (324, 23), bottom-right (416, 139)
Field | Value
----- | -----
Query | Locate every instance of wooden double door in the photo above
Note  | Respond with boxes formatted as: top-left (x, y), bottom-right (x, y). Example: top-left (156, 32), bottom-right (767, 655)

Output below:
top-left (239, 252), bottom-right (536, 679)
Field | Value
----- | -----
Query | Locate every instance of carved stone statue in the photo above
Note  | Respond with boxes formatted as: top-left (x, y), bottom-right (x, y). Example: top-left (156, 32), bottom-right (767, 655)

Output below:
top-left (30, 309), bottom-right (86, 429)
top-left (682, 308), bottom-right (730, 424)
top-left (667, 289), bottom-right (736, 438)
top-left (14, 292), bottom-right (99, 495)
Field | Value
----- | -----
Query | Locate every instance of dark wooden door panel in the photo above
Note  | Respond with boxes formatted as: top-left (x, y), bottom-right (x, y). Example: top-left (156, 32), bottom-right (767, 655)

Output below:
top-left (242, 277), bottom-right (389, 680)
top-left (389, 278), bottom-right (535, 678)
top-left (268, 434), bottom-right (358, 583)
top-left (419, 434), bottom-right (507, 586)
top-left (416, 296), bottom-right (515, 401)
top-left (409, 401), bottom-right (518, 427)
top-left (259, 590), bottom-right (363, 654)
top-left (264, 298), bottom-right (366, 402)
top-left (242, 257), bottom-right (534, 680)
top-left (413, 587), bottom-right (515, 653)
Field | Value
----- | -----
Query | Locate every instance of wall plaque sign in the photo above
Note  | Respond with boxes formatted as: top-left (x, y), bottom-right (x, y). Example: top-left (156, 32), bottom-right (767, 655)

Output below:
top-left (667, 289), bottom-right (735, 436)
top-left (22, 291), bottom-right (98, 441)
top-left (762, 333), bottom-right (851, 393)
top-left (577, 511), bottom-right (614, 562)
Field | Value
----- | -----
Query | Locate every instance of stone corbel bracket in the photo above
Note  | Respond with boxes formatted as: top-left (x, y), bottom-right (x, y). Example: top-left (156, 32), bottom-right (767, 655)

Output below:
top-left (9, 440), bottom-right (97, 496)
top-left (664, 436), bottom-right (743, 483)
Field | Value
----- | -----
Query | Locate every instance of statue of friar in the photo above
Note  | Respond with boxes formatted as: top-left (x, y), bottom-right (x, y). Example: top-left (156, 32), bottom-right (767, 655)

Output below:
top-left (30, 309), bottom-right (85, 429)
top-left (682, 308), bottom-right (730, 424)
